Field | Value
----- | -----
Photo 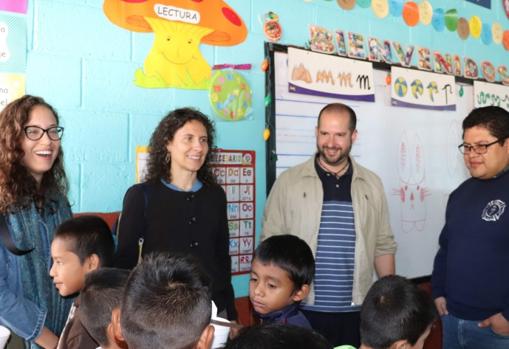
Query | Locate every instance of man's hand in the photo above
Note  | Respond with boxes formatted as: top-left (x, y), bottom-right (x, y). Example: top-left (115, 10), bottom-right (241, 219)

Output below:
top-left (479, 313), bottom-right (509, 336)
top-left (434, 297), bottom-right (448, 316)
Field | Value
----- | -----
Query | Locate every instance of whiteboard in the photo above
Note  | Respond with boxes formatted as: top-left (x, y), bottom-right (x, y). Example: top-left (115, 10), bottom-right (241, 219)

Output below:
top-left (271, 50), bottom-right (472, 278)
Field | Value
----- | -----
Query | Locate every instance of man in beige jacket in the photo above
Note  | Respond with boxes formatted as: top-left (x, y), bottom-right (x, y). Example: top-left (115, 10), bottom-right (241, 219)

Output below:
top-left (262, 103), bottom-right (397, 347)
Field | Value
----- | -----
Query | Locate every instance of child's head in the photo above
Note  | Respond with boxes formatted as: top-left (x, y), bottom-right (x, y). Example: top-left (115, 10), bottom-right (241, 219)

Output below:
top-left (118, 252), bottom-right (214, 349)
top-left (360, 275), bottom-right (437, 349)
top-left (49, 215), bottom-right (115, 297)
top-left (223, 323), bottom-right (331, 349)
top-left (249, 235), bottom-right (314, 315)
top-left (80, 268), bottom-right (130, 349)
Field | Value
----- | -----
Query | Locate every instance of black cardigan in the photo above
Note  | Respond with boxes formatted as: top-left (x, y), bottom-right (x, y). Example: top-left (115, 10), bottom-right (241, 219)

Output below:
top-left (114, 180), bottom-right (237, 320)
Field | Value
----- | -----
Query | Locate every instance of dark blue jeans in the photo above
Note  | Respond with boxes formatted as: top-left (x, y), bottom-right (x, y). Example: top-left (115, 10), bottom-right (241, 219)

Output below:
top-left (442, 313), bottom-right (509, 349)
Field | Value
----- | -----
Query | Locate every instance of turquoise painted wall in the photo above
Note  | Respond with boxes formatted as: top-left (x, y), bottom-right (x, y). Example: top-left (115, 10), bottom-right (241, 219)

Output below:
top-left (19, 0), bottom-right (509, 296)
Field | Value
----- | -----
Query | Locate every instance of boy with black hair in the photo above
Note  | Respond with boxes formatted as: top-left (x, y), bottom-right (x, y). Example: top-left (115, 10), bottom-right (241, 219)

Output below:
top-left (80, 268), bottom-right (130, 349)
top-left (115, 252), bottom-right (214, 349)
top-left (49, 215), bottom-right (115, 349)
top-left (358, 275), bottom-right (436, 349)
top-left (222, 323), bottom-right (331, 349)
top-left (249, 235), bottom-right (314, 328)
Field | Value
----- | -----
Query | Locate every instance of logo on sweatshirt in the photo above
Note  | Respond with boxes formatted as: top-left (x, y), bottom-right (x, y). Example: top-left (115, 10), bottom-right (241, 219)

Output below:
top-left (481, 199), bottom-right (506, 222)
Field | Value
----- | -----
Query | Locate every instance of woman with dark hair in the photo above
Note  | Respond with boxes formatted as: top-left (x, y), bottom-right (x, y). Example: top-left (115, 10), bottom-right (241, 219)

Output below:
top-left (0, 95), bottom-right (73, 349)
top-left (115, 108), bottom-right (237, 320)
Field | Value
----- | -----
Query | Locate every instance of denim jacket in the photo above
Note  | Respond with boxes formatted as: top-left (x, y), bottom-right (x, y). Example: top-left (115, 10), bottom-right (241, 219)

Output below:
top-left (0, 195), bottom-right (72, 349)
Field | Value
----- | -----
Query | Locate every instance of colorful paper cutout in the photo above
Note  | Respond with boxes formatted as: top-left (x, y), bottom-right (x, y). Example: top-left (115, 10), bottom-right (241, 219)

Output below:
top-left (432, 8), bottom-right (445, 32)
top-left (309, 25), bottom-right (335, 54)
top-left (337, 0), bottom-right (355, 10)
top-left (103, 0), bottom-right (247, 90)
top-left (389, 0), bottom-right (403, 17)
top-left (263, 12), bottom-right (282, 42)
top-left (492, 22), bottom-right (503, 44)
top-left (418, 1), bottom-right (433, 25)
top-left (481, 23), bottom-right (492, 44)
top-left (504, 30), bottom-right (509, 50)
top-left (457, 18), bottom-right (470, 40)
top-left (209, 69), bottom-right (253, 121)
top-left (392, 42), bottom-right (414, 67)
top-left (464, 57), bottom-right (479, 79)
top-left (368, 37), bottom-right (392, 63)
top-left (0, 0), bottom-right (27, 14)
top-left (402, 2), bottom-right (419, 27)
top-left (498, 66), bottom-right (509, 85)
top-left (444, 9), bottom-right (459, 32)
top-left (356, 0), bottom-right (372, 8)
top-left (433, 52), bottom-right (452, 74)
top-left (348, 32), bottom-right (366, 59)
top-left (481, 61), bottom-right (496, 82)
top-left (335, 30), bottom-right (347, 56)
top-left (372, 0), bottom-right (389, 18)
top-left (469, 16), bottom-right (482, 39)
top-left (417, 47), bottom-right (431, 71)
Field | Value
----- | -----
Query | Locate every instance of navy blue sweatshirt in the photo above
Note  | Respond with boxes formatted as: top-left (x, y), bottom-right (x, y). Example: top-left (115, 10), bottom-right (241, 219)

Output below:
top-left (432, 170), bottom-right (509, 321)
top-left (255, 303), bottom-right (312, 329)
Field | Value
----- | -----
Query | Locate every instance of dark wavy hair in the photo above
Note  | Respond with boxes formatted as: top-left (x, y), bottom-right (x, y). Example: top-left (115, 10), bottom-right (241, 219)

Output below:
top-left (145, 108), bottom-right (216, 185)
top-left (0, 95), bottom-right (68, 212)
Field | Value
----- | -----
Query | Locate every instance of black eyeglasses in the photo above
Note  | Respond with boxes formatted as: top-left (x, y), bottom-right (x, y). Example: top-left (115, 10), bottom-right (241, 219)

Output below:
top-left (458, 139), bottom-right (500, 155)
top-left (24, 126), bottom-right (64, 141)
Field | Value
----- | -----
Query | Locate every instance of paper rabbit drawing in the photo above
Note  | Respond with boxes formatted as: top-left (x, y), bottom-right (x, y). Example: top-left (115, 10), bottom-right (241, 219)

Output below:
top-left (394, 131), bottom-right (429, 233)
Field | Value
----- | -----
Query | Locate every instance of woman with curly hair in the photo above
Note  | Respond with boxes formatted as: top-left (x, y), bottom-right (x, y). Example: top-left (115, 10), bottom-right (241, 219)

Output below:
top-left (0, 95), bottom-right (73, 349)
top-left (115, 108), bottom-right (237, 320)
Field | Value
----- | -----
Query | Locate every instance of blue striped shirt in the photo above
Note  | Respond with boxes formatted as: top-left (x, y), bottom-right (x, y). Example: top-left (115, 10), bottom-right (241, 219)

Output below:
top-left (302, 159), bottom-right (360, 313)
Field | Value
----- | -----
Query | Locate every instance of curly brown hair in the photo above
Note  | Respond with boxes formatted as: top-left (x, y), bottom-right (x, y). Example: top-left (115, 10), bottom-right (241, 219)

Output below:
top-left (145, 108), bottom-right (216, 185)
top-left (0, 95), bottom-right (68, 212)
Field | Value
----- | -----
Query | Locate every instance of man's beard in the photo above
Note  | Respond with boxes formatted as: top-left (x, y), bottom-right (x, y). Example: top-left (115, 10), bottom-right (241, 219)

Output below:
top-left (317, 144), bottom-right (352, 166)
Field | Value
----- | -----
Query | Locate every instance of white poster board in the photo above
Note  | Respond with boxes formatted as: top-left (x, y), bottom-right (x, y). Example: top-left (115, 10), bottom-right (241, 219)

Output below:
top-left (273, 51), bottom-right (471, 278)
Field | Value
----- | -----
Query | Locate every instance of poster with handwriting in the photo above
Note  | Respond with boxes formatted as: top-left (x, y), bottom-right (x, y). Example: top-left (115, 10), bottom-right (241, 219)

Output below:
top-left (0, 72), bottom-right (25, 112)
top-left (287, 47), bottom-right (375, 102)
top-left (391, 66), bottom-right (456, 111)
top-left (0, 14), bottom-right (26, 72)
top-left (474, 81), bottom-right (509, 111)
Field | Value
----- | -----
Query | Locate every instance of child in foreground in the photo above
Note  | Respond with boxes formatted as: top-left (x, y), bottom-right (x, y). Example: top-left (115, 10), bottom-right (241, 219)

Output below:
top-left (249, 235), bottom-right (314, 328)
top-left (50, 215), bottom-right (115, 349)
top-left (79, 268), bottom-right (130, 349)
top-left (338, 275), bottom-right (436, 349)
top-left (116, 252), bottom-right (214, 349)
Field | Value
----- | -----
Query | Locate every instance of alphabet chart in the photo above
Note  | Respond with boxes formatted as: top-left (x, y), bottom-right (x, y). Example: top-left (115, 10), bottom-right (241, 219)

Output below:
top-left (210, 149), bottom-right (256, 275)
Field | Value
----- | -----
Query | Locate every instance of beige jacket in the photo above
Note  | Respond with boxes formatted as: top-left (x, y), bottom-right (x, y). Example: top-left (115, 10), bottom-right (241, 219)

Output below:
top-left (261, 157), bottom-right (397, 306)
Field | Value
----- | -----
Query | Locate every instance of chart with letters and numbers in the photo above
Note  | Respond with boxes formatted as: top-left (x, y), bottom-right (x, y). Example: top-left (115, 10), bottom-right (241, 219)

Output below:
top-left (210, 149), bottom-right (256, 275)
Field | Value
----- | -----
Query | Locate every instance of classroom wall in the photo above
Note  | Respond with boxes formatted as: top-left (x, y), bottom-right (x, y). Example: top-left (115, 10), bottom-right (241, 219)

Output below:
top-left (17, 0), bottom-right (509, 296)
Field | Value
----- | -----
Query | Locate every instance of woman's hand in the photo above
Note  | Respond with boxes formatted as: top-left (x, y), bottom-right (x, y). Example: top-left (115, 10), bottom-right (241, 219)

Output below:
top-left (479, 313), bottom-right (509, 336)
top-left (434, 296), bottom-right (448, 316)
top-left (34, 327), bottom-right (58, 349)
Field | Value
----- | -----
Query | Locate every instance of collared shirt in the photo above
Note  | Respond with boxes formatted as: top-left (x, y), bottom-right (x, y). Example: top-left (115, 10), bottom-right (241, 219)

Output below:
top-left (302, 159), bottom-right (358, 312)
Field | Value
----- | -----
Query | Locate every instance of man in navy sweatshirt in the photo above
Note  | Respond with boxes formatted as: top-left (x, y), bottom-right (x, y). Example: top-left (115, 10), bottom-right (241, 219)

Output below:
top-left (432, 106), bottom-right (509, 349)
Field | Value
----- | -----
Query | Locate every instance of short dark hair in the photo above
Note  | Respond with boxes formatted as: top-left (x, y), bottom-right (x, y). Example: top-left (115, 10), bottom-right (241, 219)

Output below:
top-left (54, 215), bottom-right (115, 267)
top-left (121, 253), bottom-right (212, 349)
top-left (360, 275), bottom-right (437, 349)
top-left (463, 106), bottom-right (509, 143)
top-left (255, 235), bottom-right (315, 291)
top-left (317, 103), bottom-right (357, 131)
top-left (80, 268), bottom-right (130, 347)
top-left (223, 323), bottom-right (331, 349)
